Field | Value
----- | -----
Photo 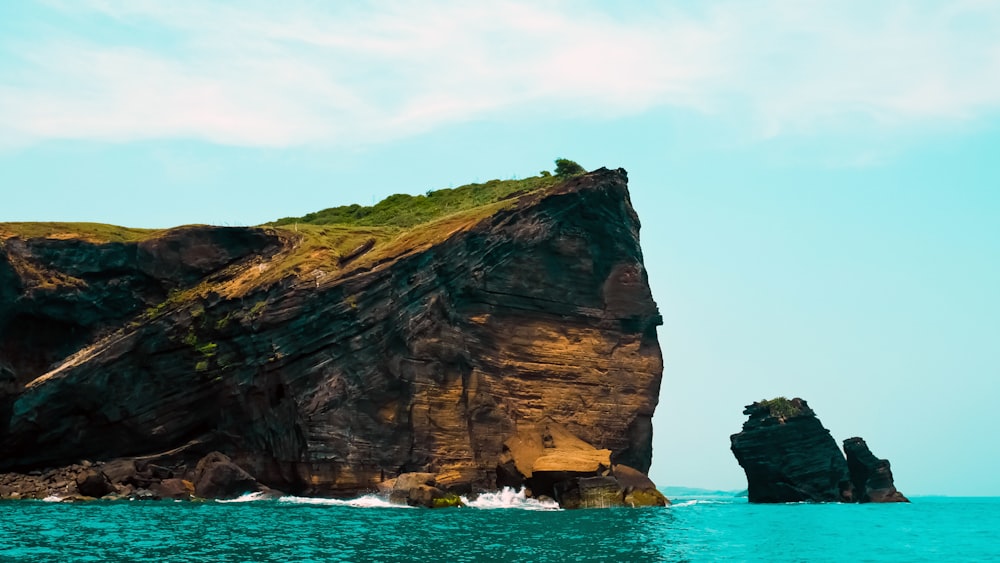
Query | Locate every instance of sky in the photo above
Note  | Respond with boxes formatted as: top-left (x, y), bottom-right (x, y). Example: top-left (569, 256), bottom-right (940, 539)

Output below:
top-left (2, 1), bottom-right (998, 496)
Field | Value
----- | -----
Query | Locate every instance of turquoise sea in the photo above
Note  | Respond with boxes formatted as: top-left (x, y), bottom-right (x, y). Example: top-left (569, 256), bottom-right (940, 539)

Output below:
top-left (1, 490), bottom-right (997, 562)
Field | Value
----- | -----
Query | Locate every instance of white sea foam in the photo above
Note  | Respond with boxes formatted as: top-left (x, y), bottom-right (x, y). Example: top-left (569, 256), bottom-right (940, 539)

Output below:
top-left (216, 487), bottom-right (560, 509)
top-left (669, 499), bottom-right (725, 508)
top-left (461, 487), bottom-right (561, 511)
top-left (41, 495), bottom-right (63, 503)
top-left (278, 494), bottom-right (413, 509)
top-left (217, 491), bottom-right (272, 503)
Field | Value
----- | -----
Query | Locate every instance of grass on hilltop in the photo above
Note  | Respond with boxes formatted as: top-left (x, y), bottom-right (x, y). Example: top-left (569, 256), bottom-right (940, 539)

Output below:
top-left (269, 173), bottom-right (564, 229)
top-left (4, 161), bottom-right (587, 304)
top-left (0, 222), bottom-right (158, 243)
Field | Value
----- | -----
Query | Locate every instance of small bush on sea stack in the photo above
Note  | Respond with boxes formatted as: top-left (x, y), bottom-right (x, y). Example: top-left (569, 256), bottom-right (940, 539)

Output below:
top-left (759, 397), bottom-right (802, 420)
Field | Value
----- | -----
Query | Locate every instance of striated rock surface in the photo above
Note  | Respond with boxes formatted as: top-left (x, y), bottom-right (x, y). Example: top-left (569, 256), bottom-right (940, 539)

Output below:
top-left (730, 398), bottom-right (852, 503)
top-left (843, 437), bottom-right (908, 503)
top-left (0, 168), bottom-right (664, 503)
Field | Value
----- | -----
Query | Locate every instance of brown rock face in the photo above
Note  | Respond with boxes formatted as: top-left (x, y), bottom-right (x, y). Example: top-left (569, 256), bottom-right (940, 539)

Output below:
top-left (0, 168), bottom-right (663, 498)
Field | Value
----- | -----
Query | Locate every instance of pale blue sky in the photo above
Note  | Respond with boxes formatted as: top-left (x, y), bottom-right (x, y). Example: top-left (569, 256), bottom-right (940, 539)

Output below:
top-left (2, 1), bottom-right (998, 495)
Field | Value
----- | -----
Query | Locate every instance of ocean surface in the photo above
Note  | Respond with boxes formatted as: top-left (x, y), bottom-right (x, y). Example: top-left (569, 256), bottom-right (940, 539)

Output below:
top-left (1, 489), bottom-right (997, 562)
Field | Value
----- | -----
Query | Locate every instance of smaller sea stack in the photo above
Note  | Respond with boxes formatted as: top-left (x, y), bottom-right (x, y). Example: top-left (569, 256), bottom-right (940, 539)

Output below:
top-left (843, 437), bottom-right (908, 503)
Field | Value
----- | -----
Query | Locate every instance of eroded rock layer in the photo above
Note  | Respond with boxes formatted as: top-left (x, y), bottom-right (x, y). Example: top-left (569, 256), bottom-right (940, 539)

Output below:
top-left (0, 168), bottom-right (663, 499)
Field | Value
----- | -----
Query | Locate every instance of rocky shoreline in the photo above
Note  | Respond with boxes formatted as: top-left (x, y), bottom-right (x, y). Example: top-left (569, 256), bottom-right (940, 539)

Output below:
top-left (1, 423), bottom-right (669, 509)
top-left (0, 452), bottom-right (280, 503)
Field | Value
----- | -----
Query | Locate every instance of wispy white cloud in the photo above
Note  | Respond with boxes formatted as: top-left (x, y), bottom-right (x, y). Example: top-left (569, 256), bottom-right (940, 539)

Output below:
top-left (1, 0), bottom-right (998, 149)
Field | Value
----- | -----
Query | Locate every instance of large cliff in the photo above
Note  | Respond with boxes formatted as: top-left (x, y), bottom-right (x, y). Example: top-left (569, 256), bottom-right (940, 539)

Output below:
top-left (0, 168), bottom-right (663, 499)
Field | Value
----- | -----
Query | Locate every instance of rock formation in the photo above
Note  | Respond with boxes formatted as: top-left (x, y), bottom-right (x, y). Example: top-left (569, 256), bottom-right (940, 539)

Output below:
top-left (730, 398), bottom-right (852, 503)
top-left (0, 168), bottom-right (665, 507)
top-left (730, 397), bottom-right (907, 503)
top-left (0, 451), bottom-right (272, 501)
top-left (383, 472), bottom-right (464, 508)
top-left (496, 418), bottom-right (667, 508)
top-left (843, 437), bottom-right (908, 503)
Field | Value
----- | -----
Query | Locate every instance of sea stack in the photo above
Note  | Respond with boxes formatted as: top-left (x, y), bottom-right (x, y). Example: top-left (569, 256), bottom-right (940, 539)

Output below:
top-left (843, 437), bottom-right (908, 503)
top-left (730, 398), bottom-right (851, 503)
top-left (730, 397), bottom-right (907, 503)
top-left (0, 167), bottom-right (666, 507)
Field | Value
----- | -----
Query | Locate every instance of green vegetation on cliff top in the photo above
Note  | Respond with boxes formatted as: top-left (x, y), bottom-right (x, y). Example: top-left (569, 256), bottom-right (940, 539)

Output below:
top-left (245, 159), bottom-right (584, 290)
top-left (269, 171), bottom-right (565, 229)
top-left (2, 160), bottom-right (586, 303)
top-left (1, 159), bottom-right (584, 242)
top-left (0, 222), bottom-right (157, 243)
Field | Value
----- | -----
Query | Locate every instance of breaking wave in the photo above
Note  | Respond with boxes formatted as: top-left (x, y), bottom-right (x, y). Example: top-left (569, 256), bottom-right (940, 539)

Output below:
top-left (217, 492), bottom-right (272, 503)
top-left (278, 494), bottom-right (412, 509)
top-left (462, 487), bottom-right (561, 511)
top-left (668, 499), bottom-right (725, 508)
top-left (211, 487), bottom-right (560, 510)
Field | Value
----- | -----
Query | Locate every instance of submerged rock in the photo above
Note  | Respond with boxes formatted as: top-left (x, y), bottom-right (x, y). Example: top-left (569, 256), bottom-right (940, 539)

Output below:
top-left (388, 472), bottom-right (463, 508)
top-left (614, 464), bottom-right (670, 507)
top-left (555, 476), bottom-right (624, 509)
